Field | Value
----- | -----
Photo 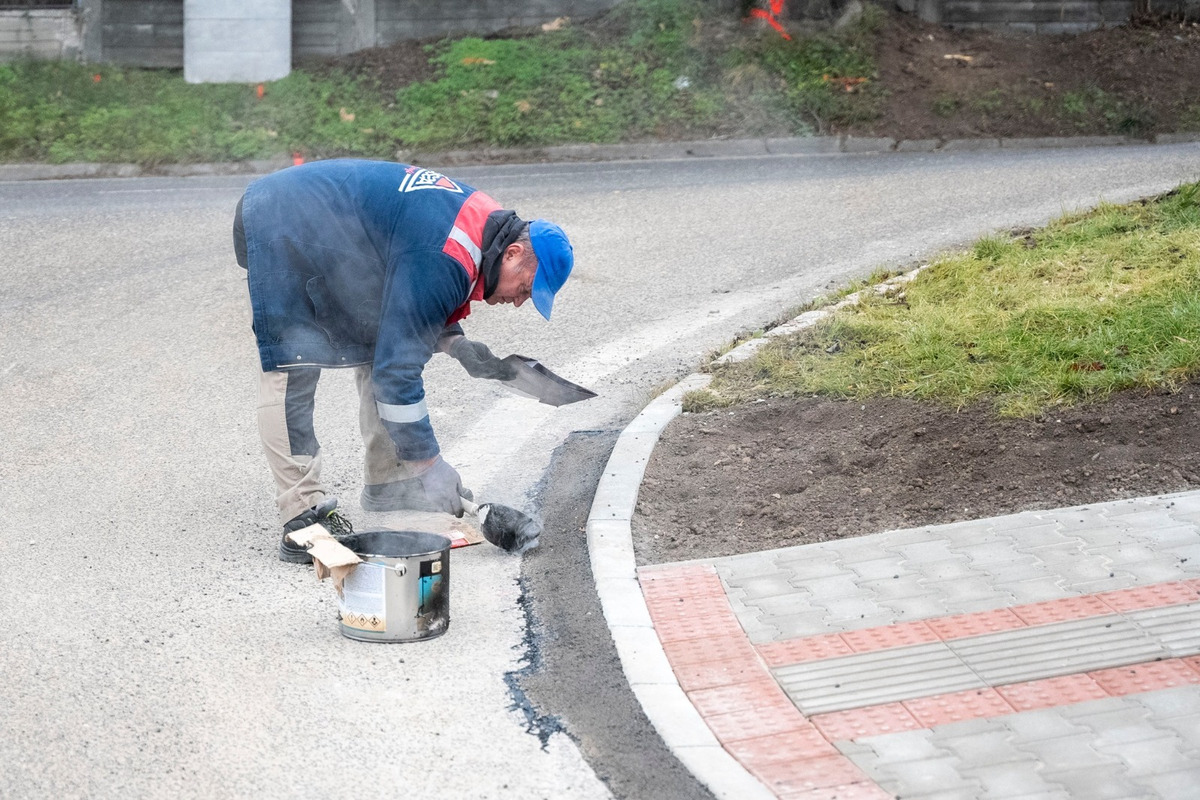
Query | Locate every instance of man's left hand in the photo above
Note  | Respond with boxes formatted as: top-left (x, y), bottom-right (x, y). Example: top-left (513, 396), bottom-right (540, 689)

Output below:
top-left (447, 337), bottom-right (518, 381)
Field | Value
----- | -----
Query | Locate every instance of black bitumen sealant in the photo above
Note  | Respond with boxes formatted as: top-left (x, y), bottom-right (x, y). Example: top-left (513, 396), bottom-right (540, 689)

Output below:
top-left (511, 429), bottom-right (717, 800)
top-left (503, 576), bottom-right (568, 751)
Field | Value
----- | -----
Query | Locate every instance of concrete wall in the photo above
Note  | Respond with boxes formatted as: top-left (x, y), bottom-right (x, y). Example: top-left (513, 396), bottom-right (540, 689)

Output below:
top-left (912, 0), bottom-right (1196, 31)
top-left (0, 8), bottom-right (81, 61)
top-left (184, 0), bottom-right (290, 82)
top-left (99, 0), bottom-right (182, 67)
top-left (372, 0), bottom-right (622, 47)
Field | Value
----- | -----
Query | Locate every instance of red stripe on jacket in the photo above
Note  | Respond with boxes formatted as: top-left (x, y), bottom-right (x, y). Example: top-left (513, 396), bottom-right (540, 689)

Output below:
top-left (444, 190), bottom-right (501, 325)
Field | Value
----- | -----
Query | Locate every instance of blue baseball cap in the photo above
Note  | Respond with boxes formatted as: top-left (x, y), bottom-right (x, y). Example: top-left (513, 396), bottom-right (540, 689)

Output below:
top-left (529, 219), bottom-right (574, 320)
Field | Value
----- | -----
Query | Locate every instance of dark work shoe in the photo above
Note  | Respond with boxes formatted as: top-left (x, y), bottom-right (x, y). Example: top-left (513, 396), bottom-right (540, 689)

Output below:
top-left (279, 497), bottom-right (354, 564)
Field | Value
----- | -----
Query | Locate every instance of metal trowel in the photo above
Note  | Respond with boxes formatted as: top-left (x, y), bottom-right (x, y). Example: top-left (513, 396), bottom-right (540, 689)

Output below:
top-left (498, 354), bottom-right (597, 407)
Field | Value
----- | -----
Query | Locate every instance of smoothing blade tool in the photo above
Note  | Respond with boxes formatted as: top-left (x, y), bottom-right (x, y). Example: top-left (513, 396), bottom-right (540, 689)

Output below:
top-left (498, 355), bottom-right (597, 407)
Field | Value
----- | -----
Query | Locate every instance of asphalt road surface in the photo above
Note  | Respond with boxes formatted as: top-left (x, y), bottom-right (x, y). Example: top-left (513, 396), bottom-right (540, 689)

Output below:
top-left (3, 144), bottom-right (1199, 799)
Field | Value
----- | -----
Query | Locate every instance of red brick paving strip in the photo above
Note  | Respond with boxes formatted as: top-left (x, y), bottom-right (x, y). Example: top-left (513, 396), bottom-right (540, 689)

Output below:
top-left (639, 567), bottom-right (1200, 796)
top-left (639, 564), bottom-right (888, 799)
top-left (757, 578), bottom-right (1200, 666)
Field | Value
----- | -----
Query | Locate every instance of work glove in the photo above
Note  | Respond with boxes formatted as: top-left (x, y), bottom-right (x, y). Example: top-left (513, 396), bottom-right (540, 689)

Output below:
top-left (447, 337), bottom-right (518, 381)
top-left (413, 456), bottom-right (467, 518)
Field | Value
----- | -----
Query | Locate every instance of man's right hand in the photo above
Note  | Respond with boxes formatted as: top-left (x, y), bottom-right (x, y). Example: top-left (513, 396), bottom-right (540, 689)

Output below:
top-left (447, 337), bottom-right (518, 381)
top-left (413, 456), bottom-right (467, 517)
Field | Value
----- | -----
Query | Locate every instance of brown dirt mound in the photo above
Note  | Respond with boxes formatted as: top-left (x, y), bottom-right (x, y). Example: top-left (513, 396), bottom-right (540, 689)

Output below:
top-left (632, 383), bottom-right (1200, 565)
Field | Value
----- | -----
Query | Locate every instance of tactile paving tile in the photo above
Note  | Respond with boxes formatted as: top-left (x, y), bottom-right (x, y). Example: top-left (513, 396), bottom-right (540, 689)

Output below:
top-left (1011, 594), bottom-right (1114, 626)
top-left (660, 634), bottom-right (758, 668)
top-left (840, 620), bottom-right (940, 653)
top-left (1096, 580), bottom-right (1200, 612)
top-left (776, 780), bottom-right (894, 800)
top-left (723, 727), bottom-right (839, 769)
top-left (756, 633), bottom-right (854, 667)
top-left (774, 642), bottom-right (984, 715)
top-left (902, 688), bottom-right (1016, 727)
top-left (685, 679), bottom-right (791, 717)
top-left (674, 655), bottom-right (764, 692)
top-left (703, 701), bottom-right (811, 743)
top-left (996, 673), bottom-right (1111, 712)
top-left (1123, 602), bottom-right (1200, 657)
top-left (949, 615), bottom-right (1169, 685)
top-left (926, 607), bottom-right (1027, 640)
top-left (749, 754), bottom-right (873, 796)
top-left (1089, 659), bottom-right (1200, 696)
top-left (811, 702), bottom-right (923, 741)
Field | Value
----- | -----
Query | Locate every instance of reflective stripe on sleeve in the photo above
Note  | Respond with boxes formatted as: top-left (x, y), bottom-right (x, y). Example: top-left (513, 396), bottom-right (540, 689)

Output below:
top-left (376, 398), bottom-right (429, 424)
top-left (448, 225), bottom-right (482, 267)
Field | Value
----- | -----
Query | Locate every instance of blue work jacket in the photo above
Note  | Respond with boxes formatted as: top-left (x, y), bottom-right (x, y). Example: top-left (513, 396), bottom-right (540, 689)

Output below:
top-left (241, 159), bottom-right (501, 460)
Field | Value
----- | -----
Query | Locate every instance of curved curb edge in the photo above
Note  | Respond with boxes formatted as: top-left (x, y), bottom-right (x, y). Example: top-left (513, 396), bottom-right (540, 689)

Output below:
top-left (585, 264), bottom-right (930, 798)
top-left (3, 133), bottom-right (1198, 182)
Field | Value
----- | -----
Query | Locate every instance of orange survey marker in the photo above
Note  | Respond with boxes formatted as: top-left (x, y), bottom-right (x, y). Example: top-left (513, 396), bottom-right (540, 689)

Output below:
top-left (747, 0), bottom-right (792, 40)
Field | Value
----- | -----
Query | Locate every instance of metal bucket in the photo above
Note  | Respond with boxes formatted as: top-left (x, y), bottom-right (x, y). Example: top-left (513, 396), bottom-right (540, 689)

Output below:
top-left (336, 530), bottom-right (450, 643)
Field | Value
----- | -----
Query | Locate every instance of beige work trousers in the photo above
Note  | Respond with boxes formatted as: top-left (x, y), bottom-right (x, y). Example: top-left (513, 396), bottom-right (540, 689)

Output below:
top-left (256, 364), bottom-right (421, 524)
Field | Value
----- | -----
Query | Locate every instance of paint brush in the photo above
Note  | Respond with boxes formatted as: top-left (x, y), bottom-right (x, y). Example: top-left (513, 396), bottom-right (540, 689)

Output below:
top-left (461, 497), bottom-right (541, 554)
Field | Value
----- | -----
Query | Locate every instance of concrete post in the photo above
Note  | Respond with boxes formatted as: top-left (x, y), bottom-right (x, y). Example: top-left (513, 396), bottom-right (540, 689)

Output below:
top-left (77, 0), bottom-right (102, 63)
top-left (340, 0), bottom-right (377, 55)
top-left (184, 0), bottom-right (290, 84)
top-left (916, 0), bottom-right (942, 23)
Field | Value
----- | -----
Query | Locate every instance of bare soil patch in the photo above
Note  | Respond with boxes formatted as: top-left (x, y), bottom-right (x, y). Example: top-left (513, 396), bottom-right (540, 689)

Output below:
top-left (861, 12), bottom-right (1200, 140)
top-left (632, 384), bottom-right (1200, 565)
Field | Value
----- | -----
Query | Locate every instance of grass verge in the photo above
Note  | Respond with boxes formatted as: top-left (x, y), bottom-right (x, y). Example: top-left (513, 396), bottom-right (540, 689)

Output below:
top-left (0, 0), bottom-right (882, 164)
top-left (688, 183), bottom-right (1200, 417)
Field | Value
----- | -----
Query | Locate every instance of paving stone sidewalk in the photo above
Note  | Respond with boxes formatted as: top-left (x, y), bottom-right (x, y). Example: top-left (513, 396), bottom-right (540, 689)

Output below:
top-left (638, 491), bottom-right (1200, 799)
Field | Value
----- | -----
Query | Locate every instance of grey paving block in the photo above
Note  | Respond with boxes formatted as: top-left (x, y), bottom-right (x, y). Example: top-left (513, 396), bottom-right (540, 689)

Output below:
top-left (752, 550), bottom-right (845, 579)
top-left (1101, 736), bottom-right (1200, 779)
top-left (1151, 716), bottom-right (1200, 757)
top-left (1134, 767), bottom-right (1200, 799)
top-left (868, 755), bottom-right (984, 799)
top-left (888, 539), bottom-right (964, 564)
top-left (818, 596), bottom-right (895, 628)
top-left (952, 538), bottom-right (1035, 569)
top-left (854, 728), bottom-right (946, 765)
top-left (950, 615), bottom-right (1167, 685)
top-left (936, 728), bottom-right (1029, 766)
top-left (1038, 764), bottom-right (1145, 800)
top-left (1007, 526), bottom-right (1082, 553)
top-left (1028, 732), bottom-right (1127, 772)
top-left (845, 556), bottom-right (909, 581)
top-left (774, 642), bottom-right (982, 714)
top-left (754, 609), bottom-right (832, 641)
top-left (914, 559), bottom-right (980, 582)
top-left (1130, 687), bottom-right (1200, 720)
top-left (858, 574), bottom-right (933, 601)
top-left (793, 572), bottom-right (871, 601)
top-left (721, 571), bottom-right (804, 601)
top-left (959, 763), bottom-right (1071, 798)
top-left (882, 594), bottom-right (956, 620)
top-left (1002, 577), bottom-right (1073, 604)
top-left (1125, 602), bottom-right (1200, 657)
top-left (920, 575), bottom-right (1011, 607)
top-left (1143, 524), bottom-right (1200, 547)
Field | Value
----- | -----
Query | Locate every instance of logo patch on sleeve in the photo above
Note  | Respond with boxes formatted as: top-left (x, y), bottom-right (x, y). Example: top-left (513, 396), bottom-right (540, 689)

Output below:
top-left (398, 167), bottom-right (464, 194)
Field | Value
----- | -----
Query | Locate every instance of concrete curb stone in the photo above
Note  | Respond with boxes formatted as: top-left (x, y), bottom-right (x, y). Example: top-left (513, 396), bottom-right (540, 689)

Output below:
top-left (3, 134), bottom-right (1196, 182)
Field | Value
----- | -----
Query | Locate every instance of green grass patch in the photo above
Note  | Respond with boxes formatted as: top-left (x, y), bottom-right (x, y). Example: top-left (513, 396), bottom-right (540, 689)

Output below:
top-left (0, 0), bottom-right (883, 164)
top-left (698, 183), bottom-right (1200, 417)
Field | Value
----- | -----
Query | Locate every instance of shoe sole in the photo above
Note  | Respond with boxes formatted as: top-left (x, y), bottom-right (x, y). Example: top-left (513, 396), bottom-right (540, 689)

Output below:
top-left (279, 541), bottom-right (313, 564)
